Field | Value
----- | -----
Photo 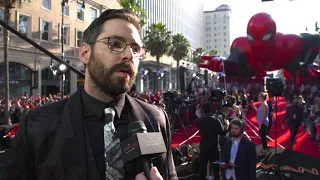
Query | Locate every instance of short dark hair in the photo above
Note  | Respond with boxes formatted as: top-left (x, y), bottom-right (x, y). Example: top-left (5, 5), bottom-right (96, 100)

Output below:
top-left (230, 118), bottom-right (244, 132)
top-left (82, 9), bottom-right (142, 45)
top-left (201, 101), bottom-right (212, 115)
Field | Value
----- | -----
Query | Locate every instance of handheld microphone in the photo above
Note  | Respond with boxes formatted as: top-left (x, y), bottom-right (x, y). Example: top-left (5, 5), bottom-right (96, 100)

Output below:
top-left (121, 121), bottom-right (166, 180)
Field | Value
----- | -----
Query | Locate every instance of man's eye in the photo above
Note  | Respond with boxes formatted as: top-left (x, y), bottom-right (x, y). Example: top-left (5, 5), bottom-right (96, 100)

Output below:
top-left (131, 46), bottom-right (141, 53)
top-left (108, 41), bottom-right (123, 49)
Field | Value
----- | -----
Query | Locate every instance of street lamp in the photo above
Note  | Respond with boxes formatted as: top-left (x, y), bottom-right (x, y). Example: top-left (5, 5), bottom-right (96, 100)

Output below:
top-left (60, 0), bottom-right (85, 98)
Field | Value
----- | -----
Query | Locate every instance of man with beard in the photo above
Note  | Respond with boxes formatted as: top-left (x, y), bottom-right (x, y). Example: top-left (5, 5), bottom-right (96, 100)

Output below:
top-left (222, 119), bottom-right (256, 180)
top-left (5, 9), bottom-right (176, 180)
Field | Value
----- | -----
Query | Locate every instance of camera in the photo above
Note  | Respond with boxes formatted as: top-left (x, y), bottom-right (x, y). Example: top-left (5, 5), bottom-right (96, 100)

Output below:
top-left (266, 78), bottom-right (284, 96)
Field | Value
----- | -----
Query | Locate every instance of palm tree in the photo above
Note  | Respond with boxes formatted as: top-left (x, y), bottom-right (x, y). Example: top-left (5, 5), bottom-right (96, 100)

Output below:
top-left (0, 0), bottom-right (20, 125)
top-left (118, 0), bottom-right (147, 27)
top-left (168, 33), bottom-right (191, 90)
top-left (192, 47), bottom-right (206, 65)
top-left (144, 22), bottom-right (172, 90)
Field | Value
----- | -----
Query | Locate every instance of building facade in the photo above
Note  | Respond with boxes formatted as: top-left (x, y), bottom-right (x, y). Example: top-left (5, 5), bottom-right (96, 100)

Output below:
top-left (136, 0), bottom-right (204, 92)
top-left (140, 0), bottom-right (204, 49)
top-left (204, 4), bottom-right (233, 57)
top-left (0, 0), bottom-right (121, 97)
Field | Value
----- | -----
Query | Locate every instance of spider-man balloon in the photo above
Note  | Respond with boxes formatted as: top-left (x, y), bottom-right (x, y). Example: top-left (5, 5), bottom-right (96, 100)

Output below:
top-left (199, 12), bottom-right (320, 86)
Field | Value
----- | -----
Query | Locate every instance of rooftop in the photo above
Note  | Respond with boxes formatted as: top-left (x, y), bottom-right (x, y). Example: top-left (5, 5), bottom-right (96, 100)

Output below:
top-left (204, 4), bottom-right (231, 13)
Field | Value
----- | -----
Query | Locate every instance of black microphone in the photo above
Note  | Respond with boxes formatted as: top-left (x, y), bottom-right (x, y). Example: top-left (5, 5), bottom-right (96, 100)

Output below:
top-left (121, 121), bottom-right (166, 180)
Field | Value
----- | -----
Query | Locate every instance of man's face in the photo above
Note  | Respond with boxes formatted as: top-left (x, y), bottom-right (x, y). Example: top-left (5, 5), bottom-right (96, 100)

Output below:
top-left (230, 124), bottom-right (242, 138)
top-left (81, 19), bottom-right (141, 96)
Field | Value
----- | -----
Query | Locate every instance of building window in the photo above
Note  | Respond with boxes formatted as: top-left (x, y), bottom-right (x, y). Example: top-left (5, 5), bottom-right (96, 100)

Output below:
top-left (214, 39), bottom-right (217, 42)
top-left (223, 32), bottom-right (226, 36)
top-left (76, 30), bottom-right (83, 47)
top-left (224, 38), bottom-right (226, 42)
top-left (40, 20), bottom-right (50, 41)
top-left (91, 8), bottom-right (97, 22)
top-left (0, 63), bottom-right (32, 97)
top-left (214, 21), bottom-right (216, 24)
top-left (214, 33), bottom-right (216, 36)
top-left (224, 44), bottom-right (226, 48)
top-left (63, 5), bottom-right (69, 16)
top-left (42, 0), bottom-right (51, 10)
top-left (18, 14), bottom-right (30, 36)
top-left (77, 3), bottom-right (84, 21)
top-left (223, 26), bottom-right (226, 29)
top-left (214, 46), bottom-right (217, 48)
top-left (60, 25), bottom-right (70, 45)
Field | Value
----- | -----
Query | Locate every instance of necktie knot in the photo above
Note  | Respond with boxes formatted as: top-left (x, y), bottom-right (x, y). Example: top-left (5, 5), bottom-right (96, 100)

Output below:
top-left (104, 107), bottom-right (116, 117)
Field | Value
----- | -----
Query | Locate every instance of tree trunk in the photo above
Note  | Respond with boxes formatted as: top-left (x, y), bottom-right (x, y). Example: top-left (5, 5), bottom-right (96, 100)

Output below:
top-left (156, 56), bottom-right (159, 91)
top-left (176, 60), bottom-right (180, 90)
top-left (3, 4), bottom-right (11, 125)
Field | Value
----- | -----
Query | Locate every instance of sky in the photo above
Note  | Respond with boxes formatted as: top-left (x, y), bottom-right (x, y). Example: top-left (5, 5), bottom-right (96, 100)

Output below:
top-left (203, 0), bottom-right (320, 39)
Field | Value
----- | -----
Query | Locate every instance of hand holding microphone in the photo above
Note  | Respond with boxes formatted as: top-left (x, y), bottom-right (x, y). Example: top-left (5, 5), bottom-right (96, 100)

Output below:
top-left (135, 167), bottom-right (163, 180)
top-left (121, 121), bottom-right (167, 180)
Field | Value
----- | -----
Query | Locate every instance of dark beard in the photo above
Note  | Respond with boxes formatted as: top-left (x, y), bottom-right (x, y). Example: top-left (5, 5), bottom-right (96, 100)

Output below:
top-left (88, 54), bottom-right (137, 96)
top-left (232, 133), bottom-right (241, 138)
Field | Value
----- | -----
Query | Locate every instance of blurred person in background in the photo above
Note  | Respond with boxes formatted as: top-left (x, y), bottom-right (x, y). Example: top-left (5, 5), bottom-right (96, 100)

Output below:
top-left (252, 92), bottom-right (269, 155)
top-left (282, 95), bottom-right (304, 151)
top-left (197, 101), bottom-right (229, 180)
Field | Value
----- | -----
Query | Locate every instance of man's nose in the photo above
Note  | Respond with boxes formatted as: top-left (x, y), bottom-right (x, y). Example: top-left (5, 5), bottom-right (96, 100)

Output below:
top-left (121, 45), bottom-right (134, 62)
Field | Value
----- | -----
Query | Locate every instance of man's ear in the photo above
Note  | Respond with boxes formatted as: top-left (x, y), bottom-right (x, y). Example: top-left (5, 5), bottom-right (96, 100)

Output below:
top-left (79, 43), bottom-right (91, 66)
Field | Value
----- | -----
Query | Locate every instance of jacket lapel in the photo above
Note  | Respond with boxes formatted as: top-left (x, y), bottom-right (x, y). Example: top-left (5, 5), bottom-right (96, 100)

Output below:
top-left (125, 94), bottom-right (158, 131)
top-left (60, 90), bottom-right (88, 180)
top-left (235, 137), bottom-right (244, 165)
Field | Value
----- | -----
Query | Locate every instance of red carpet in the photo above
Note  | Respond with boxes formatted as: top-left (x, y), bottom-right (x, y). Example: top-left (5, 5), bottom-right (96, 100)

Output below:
top-left (171, 124), bottom-right (200, 147)
top-left (171, 97), bottom-right (320, 159)
top-left (245, 97), bottom-right (320, 159)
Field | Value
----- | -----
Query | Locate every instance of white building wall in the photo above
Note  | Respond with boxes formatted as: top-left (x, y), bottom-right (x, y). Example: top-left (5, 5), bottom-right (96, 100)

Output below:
top-left (141, 0), bottom-right (204, 49)
top-left (204, 5), bottom-right (232, 57)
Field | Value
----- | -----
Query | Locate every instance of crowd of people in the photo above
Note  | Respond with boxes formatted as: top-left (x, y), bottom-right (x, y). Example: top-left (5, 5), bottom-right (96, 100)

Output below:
top-left (1, 81), bottom-right (320, 180)
top-left (0, 92), bottom-right (69, 125)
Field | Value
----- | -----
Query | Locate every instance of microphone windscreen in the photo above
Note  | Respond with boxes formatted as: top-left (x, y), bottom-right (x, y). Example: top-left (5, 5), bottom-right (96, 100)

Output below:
top-left (128, 121), bottom-right (147, 136)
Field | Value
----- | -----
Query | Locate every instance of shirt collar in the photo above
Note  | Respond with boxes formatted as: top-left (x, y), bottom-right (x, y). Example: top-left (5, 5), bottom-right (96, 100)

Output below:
top-left (232, 135), bottom-right (242, 144)
top-left (81, 87), bottom-right (125, 119)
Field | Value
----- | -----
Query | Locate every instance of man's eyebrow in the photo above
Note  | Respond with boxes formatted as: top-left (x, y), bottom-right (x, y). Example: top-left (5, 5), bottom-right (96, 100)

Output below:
top-left (110, 35), bottom-right (142, 46)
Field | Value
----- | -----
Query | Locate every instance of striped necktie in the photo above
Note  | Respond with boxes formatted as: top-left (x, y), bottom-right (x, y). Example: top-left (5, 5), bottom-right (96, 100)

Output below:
top-left (103, 107), bottom-right (125, 180)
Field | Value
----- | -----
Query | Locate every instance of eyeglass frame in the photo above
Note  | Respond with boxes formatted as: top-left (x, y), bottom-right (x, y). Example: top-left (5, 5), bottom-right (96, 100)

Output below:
top-left (89, 36), bottom-right (147, 59)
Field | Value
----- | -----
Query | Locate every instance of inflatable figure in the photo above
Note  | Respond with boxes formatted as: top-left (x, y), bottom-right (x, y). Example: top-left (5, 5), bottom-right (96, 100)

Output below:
top-left (199, 12), bottom-right (320, 85)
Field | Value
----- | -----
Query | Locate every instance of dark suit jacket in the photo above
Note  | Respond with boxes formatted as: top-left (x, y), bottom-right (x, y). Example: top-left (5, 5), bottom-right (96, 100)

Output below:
top-left (283, 104), bottom-right (304, 126)
top-left (196, 116), bottom-right (227, 150)
top-left (5, 90), bottom-right (177, 180)
top-left (223, 137), bottom-right (256, 180)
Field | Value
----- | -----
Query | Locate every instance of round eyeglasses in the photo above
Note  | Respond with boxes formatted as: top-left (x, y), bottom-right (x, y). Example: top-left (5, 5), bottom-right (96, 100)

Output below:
top-left (93, 36), bottom-right (146, 60)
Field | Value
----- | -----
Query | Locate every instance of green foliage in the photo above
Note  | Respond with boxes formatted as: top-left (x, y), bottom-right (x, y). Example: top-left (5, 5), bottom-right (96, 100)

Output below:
top-left (0, 0), bottom-right (19, 9)
top-left (192, 47), bottom-right (206, 64)
top-left (144, 22), bottom-right (172, 60)
top-left (118, 0), bottom-right (147, 27)
top-left (168, 33), bottom-right (191, 62)
top-left (208, 49), bottom-right (219, 55)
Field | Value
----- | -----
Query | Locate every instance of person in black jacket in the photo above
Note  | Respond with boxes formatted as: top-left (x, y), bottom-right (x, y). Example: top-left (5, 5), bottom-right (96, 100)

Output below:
top-left (5, 9), bottom-right (177, 180)
top-left (196, 101), bottom-right (229, 180)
